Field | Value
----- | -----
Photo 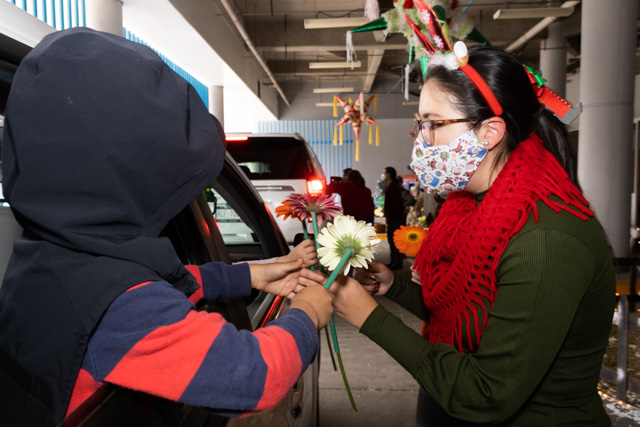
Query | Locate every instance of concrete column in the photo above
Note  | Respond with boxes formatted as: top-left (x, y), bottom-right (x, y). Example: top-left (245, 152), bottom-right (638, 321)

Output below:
top-left (84, 0), bottom-right (122, 36)
top-left (539, 21), bottom-right (566, 97)
top-left (577, 0), bottom-right (638, 257)
top-left (209, 85), bottom-right (224, 128)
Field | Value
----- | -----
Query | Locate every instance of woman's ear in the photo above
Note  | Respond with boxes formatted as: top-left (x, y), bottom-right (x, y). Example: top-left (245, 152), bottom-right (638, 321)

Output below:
top-left (477, 117), bottom-right (506, 150)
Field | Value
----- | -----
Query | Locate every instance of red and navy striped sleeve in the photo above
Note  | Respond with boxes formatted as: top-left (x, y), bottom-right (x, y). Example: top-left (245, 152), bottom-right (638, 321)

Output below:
top-left (65, 262), bottom-right (319, 417)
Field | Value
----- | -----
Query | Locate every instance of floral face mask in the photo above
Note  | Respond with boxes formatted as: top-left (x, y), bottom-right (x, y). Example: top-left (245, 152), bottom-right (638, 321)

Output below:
top-left (410, 129), bottom-right (488, 196)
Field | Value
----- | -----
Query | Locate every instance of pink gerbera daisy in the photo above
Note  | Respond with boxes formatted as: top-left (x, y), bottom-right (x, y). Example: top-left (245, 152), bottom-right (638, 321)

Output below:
top-left (288, 193), bottom-right (342, 224)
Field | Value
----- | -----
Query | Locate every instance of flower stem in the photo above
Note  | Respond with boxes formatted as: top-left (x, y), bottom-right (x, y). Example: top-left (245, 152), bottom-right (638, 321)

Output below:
top-left (331, 317), bottom-right (357, 412)
top-left (323, 249), bottom-right (352, 290)
top-left (324, 326), bottom-right (337, 371)
top-left (320, 249), bottom-right (357, 411)
top-left (311, 212), bottom-right (324, 273)
top-left (302, 221), bottom-right (315, 272)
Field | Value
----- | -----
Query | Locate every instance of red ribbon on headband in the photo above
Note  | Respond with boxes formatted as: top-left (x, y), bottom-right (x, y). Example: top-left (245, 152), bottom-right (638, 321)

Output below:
top-left (459, 64), bottom-right (504, 117)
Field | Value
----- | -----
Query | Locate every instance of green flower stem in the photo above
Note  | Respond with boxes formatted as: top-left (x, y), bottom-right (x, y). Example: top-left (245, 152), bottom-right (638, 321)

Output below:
top-left (331, 317), bottom-right (357, 412)
top-left (321, 249), bottom-right (357, 412)
top-left (324, 326), bottom-right (337, 371)
top-left (301, 221), bottom-right (316, 272)
top-left (311, 212), bottom-right (323, 273)
top-left (323, 249), bottom-right (353, 290)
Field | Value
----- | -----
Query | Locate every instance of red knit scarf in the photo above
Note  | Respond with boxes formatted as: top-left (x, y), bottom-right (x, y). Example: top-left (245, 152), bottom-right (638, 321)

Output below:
top-left (414, 134), bottom-right (593, 351)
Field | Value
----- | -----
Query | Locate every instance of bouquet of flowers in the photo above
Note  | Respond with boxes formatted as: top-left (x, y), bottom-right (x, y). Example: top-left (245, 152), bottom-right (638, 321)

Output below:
top-left (276, 195), bottom-right (380, 412)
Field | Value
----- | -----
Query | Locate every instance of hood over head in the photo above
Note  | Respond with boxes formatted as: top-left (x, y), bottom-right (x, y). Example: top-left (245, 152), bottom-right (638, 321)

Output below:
top-left (2, 26), bottom-right (225, 258)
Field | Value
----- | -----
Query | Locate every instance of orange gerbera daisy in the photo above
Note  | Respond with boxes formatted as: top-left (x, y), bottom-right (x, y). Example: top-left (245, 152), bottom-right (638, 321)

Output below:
top-left (393, 225), bottom-right (428, 257)
top-left (275, 199), bottom-right (295, 220)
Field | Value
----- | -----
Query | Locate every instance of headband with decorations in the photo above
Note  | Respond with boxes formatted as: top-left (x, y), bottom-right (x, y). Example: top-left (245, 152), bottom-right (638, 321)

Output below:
top-left (523, 65), bottom-right (582, 124)
top-left (406, 0), bottom-right (503, 116)
top-left (404, 0), bottom-right (581, 123)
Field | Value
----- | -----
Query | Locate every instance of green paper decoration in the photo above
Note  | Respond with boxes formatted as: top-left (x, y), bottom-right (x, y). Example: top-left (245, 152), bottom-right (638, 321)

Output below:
top-left (350, 17), bottom-right (387, 33)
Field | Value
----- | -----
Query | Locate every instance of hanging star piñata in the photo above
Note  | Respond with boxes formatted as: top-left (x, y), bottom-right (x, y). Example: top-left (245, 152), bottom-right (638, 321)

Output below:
top-left (333, 92), bottom-right (379, 162)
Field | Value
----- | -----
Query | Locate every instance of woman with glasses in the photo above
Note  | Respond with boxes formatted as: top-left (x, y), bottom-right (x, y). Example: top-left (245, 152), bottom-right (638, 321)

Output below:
top-left (329, 44), bottom-right (615, 426)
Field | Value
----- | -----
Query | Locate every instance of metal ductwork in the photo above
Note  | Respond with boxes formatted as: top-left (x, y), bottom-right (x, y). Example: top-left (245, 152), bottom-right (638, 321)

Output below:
top-left (219, 0), bottom-right (290, 106)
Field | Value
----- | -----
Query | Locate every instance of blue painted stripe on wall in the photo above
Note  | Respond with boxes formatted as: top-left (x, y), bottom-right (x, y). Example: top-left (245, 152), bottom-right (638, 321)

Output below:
top-left (1, 4), bottom-right (208, 108)
top-left (258, 120), bottom-right (353, 181)
top-left (5, 0), bottom-right (83, 29)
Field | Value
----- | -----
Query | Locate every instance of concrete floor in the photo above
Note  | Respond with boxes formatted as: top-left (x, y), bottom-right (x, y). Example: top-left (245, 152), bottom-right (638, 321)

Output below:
top-left (317, 237), bottom-right (640, 427)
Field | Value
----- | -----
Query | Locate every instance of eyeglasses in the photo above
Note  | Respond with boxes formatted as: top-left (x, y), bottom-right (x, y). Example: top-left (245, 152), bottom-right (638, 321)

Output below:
top-left (411, 117), bottom-right (481, 145)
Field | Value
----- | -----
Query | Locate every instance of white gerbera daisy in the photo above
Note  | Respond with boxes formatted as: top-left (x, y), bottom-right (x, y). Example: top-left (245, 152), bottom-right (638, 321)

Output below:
top-left (317, 215), bottom-right (380, 275)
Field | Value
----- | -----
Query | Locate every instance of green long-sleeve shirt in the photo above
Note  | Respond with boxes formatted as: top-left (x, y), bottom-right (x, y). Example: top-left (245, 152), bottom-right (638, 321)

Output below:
top-left (360, 198), bottom-right (615, 426)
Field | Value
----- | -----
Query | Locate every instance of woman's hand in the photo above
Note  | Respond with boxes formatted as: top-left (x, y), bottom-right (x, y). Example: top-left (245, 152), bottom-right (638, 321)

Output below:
top-left (328, 275), bottom-right (378, 329)
top-left (278, 238), bottom-right (318, 269)
top-left (249, 258), bottom-right (326, 299)
top-left (352, 262), bottom-right (394, 296)
top-left (410, 263), bottom-right (421, 285)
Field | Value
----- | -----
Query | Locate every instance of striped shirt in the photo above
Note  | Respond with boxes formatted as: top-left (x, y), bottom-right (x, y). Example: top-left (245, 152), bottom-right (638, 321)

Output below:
top-left (65, 262), bottom-right (319, 417)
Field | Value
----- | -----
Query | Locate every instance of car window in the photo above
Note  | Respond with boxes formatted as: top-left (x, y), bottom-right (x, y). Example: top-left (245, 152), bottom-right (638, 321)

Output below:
top-left (226, 136), bottom-right (315, 180)
top-left (0, 161), bottom-right (5, 205)
top-left (206, 156), bottom-right (288, 262)
top-left (0, 118), bottom-right (6, 205)
top-left (205, 187), bottom-right (256, 246)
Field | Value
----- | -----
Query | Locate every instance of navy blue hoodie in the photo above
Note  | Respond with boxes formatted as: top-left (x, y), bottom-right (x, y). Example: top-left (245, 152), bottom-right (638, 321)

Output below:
top-left (0, 27), bottom-right (225, 425)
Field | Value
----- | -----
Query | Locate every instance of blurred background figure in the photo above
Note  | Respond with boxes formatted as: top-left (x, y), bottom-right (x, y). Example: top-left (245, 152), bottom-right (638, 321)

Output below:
top-left (382, 167), bottom-right (406, 270)
top-left (325, 169), bottom-right (375, 224)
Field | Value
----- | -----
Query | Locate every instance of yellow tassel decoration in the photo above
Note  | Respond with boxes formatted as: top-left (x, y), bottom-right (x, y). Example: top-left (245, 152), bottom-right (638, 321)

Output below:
top-left (334, 126), bottom-right (338, 146)
top-left (369, 124), bottom-right (373, 144)
top-left (356, 138), bottom-right (360, 162)
top-left (333, 96), bottom-right (338, 118)
top-left (339, 125), bottom-right (344, 146)
top-left (373, 94), bottom-right (378, 115)
top-left (376, 123), bottom-right (380, 146)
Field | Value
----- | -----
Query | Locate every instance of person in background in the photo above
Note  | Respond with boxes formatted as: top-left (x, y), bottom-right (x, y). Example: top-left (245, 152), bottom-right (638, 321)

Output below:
top-left (397, 176), bottom-right (416, 215)
top-left (0, 28), bottom-right (332, 426)
top-left (330, 44), bottom-right (615, 426)
top-left (325, 169), bottom-right (375, 224)
top-left (382, 167), bottom-right (406, 270)
top-left (342, 167), bottom-right (352, 183)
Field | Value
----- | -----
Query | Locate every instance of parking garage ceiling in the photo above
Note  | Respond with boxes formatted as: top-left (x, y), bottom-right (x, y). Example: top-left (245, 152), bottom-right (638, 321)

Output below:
top-left (216, 0), bottom-right (586, 104)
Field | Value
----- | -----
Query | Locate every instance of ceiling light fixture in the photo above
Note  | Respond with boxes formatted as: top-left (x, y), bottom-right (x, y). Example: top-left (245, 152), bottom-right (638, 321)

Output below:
top-left (309, 61), bottom-right (362, 69)
top-left (493, 7), bottom-right (575, 20)
top-left (304, 17), bottom-right (371, 29)
top-left (315, 102), bottom-right (335, 107)
top-left (313, 87), bottom-right (355, 93)
top-left (402, 101), bottom-right (419, 106)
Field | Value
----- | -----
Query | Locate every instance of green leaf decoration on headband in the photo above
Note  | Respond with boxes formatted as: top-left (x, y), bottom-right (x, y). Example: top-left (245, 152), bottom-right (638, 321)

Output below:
top-left (432, 5), bottom-right (447, 22)
top-left (524, 65), bottom-right (547, 87)
top-left (420, 56), bottom-right (429, 80)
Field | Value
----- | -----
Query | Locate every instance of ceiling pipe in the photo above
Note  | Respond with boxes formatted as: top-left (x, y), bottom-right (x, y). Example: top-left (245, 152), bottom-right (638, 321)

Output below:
top-left (504, 1), bottom-right (580, 53)
top-left (219, 0), bottom-right (290, 106)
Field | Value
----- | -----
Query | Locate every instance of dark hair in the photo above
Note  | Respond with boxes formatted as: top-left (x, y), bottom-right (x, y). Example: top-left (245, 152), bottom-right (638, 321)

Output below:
top-left (343, 168), bottom-right (352, 176)
top-left (346, 169), bottom-right (366, 187)
top-left (384, 166), bottom-right (397, 180)
top-left (424, 46), bottom-right (578, 185)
